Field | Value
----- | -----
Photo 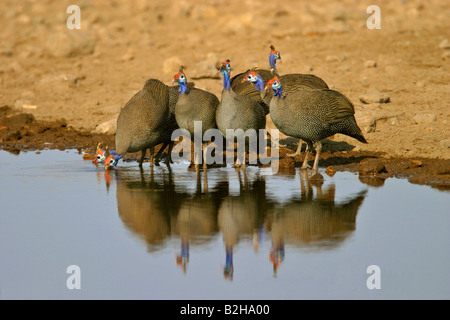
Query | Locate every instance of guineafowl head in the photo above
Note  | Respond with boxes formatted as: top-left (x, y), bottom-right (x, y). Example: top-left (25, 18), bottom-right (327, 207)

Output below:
top-left (173, 66), bottom-right (188, 93)
top-left (269, 44), bottom-right (282, 71)
top-left (104, 147), bottom-right (122, 170)
top-left (265, 76), bottom-right (282, 98)
top-left (217, 60), bottom-right (231, 90)
top-left (242, 71), bottom-right (265, 92)
top-left (93, 142), bottom-right (106, 165)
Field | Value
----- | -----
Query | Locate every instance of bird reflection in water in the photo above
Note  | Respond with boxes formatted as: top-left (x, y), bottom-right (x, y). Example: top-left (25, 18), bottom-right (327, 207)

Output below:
top-left (111, 162), bottom-right (367, 279)
top-left (172, 169), bottom-right (227, 273)
top-left (218, 168), bottom-right (267, 280)
top-left (267, 170), bottom-right (367, 276)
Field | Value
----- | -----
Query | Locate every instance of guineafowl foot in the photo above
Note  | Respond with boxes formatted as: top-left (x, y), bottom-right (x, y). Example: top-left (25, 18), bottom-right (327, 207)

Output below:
top-left (287, 151), bottom-right (300, 158)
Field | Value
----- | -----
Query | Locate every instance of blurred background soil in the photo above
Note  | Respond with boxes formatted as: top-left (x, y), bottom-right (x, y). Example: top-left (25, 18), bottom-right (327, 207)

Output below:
top-left (0, 0), bottom-right (449, 189)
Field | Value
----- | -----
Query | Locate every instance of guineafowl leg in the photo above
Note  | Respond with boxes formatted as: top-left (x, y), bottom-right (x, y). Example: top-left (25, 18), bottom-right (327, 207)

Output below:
top-left (203, 165), bottom-right (208, 193)
top-left (311, 140), bottom-right (322, 175)
top-left (149, 145), bottom-right (155, 166)
top-left (153, 142), bottom-right (169, 165)
top-left (287, 139), bottom-right (302, 157)
top-left (202, 142), bottom-right (209, 169)
top-left (163, 141), bottom-right (174, 165)
top-left (138, 148), bottom-right (147, 167)
top-left (301, 141), bottom-right (313, 170)
top-left (266, 131), bottom-right (286, 148)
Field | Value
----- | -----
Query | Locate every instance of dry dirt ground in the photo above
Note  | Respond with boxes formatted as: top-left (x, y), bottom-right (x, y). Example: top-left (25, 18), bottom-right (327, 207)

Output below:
top-left (0, 0), bottom-right (449, 190)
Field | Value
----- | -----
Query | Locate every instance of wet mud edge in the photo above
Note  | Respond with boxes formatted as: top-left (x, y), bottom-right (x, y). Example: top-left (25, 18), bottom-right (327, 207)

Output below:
top-left (1, 107), bottom-right (449, 191)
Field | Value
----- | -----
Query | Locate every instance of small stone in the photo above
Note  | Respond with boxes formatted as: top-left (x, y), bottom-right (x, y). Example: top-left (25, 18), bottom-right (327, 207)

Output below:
top-left (325, 166), bottom-right (336, 177)
top-left (412, 113), bottom-right (437, 124)
top-left (388, 116), bottom-right (400, 126)
top-left (22, 104), bottom-right (37, 109)
top-left (359, 90), bottom-right (390, 104)
top-left (442, 51), bottom-right (450, 60)
top-left (364, 60), bottom-right (377, 68)
top-left (0, 47), bottom-right (13, 56)
top-left (409, 160), bottom-right (423, 168)
top-left (118, 49), bottom-right (134, 62)
top-left (92, 119), bottom-right (117, 135)
top-left (438, 39), bottom-right (450, 49)
top-left (17, 14), bottom-right (31, 25)
top-left (415, 81), bottom-right (425, 88)
top-left (358, 159), bottom-right (387, 175)
top-left (325, 55), bottom-right (339, 62)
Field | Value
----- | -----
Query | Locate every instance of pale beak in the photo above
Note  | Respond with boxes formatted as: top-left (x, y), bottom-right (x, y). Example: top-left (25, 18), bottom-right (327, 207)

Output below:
top-left (241, 77), bottom-right (248, 83)
top-left (262, 86), bottom-right (269, 99)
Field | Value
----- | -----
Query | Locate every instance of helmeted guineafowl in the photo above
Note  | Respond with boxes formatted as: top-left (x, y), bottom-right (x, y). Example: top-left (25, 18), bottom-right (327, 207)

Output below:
top-left (172, 66), bottom-right (220, 169)
top-left (115, 78), bottom-right (181, 166)
top-left (241, 44), bottom-right (330, 157)
top-left (215, 60), bottom-right (266, 168)
top-left (264, 76), bottom-right (367, 174)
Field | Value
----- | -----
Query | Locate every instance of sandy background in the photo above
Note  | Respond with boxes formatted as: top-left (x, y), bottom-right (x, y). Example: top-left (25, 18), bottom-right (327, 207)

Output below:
top-left (0, 0), bottom-right (449, 161)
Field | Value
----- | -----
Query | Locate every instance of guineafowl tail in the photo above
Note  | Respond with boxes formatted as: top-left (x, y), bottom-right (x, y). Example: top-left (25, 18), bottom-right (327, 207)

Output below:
top-left (352, 131), bottom-right (368, 144)
top-left (337, 117), bottom-right (368, 144)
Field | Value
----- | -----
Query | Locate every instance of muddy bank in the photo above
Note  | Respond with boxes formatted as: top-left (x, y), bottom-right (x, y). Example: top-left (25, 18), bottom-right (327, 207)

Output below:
top-left (1, 106), bottom-right (448, 191)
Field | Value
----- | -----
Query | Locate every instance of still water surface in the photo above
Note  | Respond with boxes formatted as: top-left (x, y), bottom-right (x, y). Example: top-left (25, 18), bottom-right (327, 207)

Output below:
top-left (0, 149), bottom-right (448, 299)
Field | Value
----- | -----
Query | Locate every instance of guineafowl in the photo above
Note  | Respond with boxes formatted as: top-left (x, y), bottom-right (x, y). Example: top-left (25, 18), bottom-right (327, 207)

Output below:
top-left (240, 45), bottom-right (330, 157)
top-left (215, 60), bottom-right (266, 167)
top-left (172, 66), bottom-right (220, 169)
top-left (115, 78), bottom-right (180, 166)
top-left (264, 76), bottom-right (367, 175)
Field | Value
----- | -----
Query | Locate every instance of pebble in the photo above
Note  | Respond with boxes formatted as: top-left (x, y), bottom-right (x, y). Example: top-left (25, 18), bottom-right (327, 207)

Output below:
top-left (325, 55), bottom-right (339, 62)
top-left (438, 39), bottom-right (450, 49)
top-left (118, 49), bottom-right (134, 62)
top-left (412, 113), bottom-right (437, 124)
top-left (409, 160), bottom-right (423, 168)
top-left (92, 119), bottom-right (117, 135)
top-left (359, 90), bottom-right (390, 104)
top-left (364, 60), bottom-right (377, 68)
top-left (358, 159), bottom-right (387, 175)
top-left (325, 166), bottom-right (336, 177)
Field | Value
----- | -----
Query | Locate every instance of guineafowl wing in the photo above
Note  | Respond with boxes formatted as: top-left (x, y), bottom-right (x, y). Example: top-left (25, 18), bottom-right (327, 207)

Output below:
top-left (230, 69), bottom-right (274, 115)
top-left (320, 89), bottom-right (356, 124)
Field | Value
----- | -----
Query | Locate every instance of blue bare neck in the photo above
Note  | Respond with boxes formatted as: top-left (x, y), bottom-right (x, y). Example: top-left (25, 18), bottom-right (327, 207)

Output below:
top-left (273, 86), bottom-right (282, 98)
top-left (253, 75), bottom-right (265, 93)
top-left (221, 71), bottom-right (230, 91)
top-left (269, 54), bottom-right (278, 71)
top-left (178, 82), bottom-right (187, 94)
